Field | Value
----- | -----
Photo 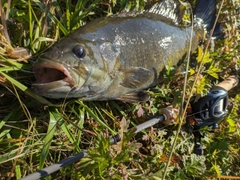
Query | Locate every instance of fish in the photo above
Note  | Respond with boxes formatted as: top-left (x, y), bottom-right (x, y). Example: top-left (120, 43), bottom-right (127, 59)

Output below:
top-left (33, 0), bottom-right (219, 102)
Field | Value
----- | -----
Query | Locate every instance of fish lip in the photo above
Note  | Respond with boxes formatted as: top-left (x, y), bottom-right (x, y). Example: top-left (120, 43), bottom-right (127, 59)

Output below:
top-left (32, 58), bottom-right (75, 87)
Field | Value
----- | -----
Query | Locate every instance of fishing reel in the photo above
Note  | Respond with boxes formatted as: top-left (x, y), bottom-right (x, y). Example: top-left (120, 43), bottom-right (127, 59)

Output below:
top-left (187, 76), bottom-right (238, 155)
top-left (190, 87), bottom-right (228, 129)
top-left (188, 88), bottom-right (228, 155)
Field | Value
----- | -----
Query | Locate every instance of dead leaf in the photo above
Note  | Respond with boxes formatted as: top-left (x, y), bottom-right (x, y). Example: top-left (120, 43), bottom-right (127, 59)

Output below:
top-left (137, 104), bottom-right (144, 117)
top-left (112, 117), bottom-right (130, 154)
top-left (0, 76), bottom-right (6, 82)
top-left (142, 134), bottom-right (149, 141)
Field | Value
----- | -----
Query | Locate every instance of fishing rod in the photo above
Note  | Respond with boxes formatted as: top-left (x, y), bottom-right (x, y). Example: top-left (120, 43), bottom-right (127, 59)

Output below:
top-left (19, 108), bottom-right (175, 180)
top-left (20, 75), bottom-right (238, 180)
top-left (20, 106), bottom-right (180, 180)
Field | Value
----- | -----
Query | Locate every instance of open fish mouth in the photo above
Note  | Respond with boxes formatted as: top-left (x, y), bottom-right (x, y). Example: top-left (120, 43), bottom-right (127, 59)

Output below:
top-left (32, 59), bottom-right (75, 92)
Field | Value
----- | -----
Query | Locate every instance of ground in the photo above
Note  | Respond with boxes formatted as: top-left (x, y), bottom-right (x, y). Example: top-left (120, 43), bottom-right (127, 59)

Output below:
top-left (0, 0), bottom-right (239, 179)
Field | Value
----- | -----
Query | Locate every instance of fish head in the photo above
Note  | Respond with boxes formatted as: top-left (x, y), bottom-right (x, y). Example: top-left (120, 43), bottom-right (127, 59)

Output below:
top-left (33, 35), bottom-right (120, 99)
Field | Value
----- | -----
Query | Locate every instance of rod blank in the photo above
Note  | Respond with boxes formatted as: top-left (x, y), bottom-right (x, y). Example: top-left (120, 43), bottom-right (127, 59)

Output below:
top-left (20, 151), bottom-right (88, 180)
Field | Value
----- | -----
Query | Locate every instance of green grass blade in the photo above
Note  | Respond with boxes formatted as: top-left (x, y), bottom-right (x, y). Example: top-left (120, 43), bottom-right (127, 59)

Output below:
top-left (77, 101), bottom-right (116, 134)
top-left (71, 0), bottom-right (100, 28)
top-left (76, 108), bottom-right (85, 147)
top-left (15, 165), bottom-right (22, 180)
top-left (39, 107), bottom-right (62, 169)
top-left (66, 0), bottom-right (71, 31)
top-left (111, 101), bottom-right (127, 117)
top-left (60, 121), bottom-right (81, 152)
top-left (0, 144), bottom-right (41, 164)
top-left (0, 65), bottom-right (29, 72)
top-left (0, 107), bottom-right (20, 140)
top-left (0, 54), bottom-right (24, 67)
top-left (0, 72), bottom-right (53, 105)
top-left (28, 0), bottom-right (33, 45)
top-left (0, 148), bottom-right (25, 164)
top-left (0, 107), bottom-right (18, 130)
top-left (34, 0), bottom-right (68, 35)
top-left (49, 14), bottom-right (68, 35)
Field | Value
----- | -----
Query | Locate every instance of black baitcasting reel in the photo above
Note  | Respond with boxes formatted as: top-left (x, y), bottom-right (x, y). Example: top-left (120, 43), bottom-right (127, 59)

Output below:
top-left (191, 88), bottom-right (228, 128)
top-left (187, 76), bottom-right (238, 155)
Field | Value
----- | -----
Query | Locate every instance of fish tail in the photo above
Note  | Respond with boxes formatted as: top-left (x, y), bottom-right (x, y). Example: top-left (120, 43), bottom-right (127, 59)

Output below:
top-left (194, 0), bottom-right (224, 39)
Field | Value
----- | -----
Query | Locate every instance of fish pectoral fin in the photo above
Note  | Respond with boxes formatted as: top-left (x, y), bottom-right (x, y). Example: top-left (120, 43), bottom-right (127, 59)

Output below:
top-left (120, 67), bottom-right (152, 89)
top-left (117, 91), bottom-right (150, 102)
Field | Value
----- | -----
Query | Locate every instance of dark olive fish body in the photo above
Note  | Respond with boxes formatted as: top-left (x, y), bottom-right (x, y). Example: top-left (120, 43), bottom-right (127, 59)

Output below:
top-left (33, 0), bottom-right (217, 102)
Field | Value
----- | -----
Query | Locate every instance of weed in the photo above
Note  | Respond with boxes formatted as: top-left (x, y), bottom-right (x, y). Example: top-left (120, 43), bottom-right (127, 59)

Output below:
top-left (0, 0), bottom-right (239, 179)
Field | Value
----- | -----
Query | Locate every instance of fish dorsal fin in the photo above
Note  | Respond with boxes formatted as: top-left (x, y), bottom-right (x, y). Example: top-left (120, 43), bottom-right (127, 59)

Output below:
top-left (111, 10), bottom-right (144, 18)
top-left (146, 0), bottom-right (183, 25)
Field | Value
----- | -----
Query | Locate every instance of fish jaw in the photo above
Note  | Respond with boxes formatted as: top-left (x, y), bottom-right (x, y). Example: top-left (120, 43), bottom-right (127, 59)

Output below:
top-left (32, 58), bottom-right (84, 98)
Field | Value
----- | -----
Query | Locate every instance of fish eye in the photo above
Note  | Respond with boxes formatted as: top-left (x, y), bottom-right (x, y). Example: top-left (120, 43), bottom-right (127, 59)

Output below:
top-left (72, 45), bottom-right (86, 59)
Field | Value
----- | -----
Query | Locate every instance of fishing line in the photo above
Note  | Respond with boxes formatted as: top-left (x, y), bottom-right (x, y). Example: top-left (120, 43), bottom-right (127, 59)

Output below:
top-left (18, 69), bottom-right (34, 74)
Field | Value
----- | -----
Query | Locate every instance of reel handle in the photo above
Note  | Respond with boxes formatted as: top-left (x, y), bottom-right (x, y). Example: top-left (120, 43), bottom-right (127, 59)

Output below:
top-left (214, 75), bottom-right (238, 91)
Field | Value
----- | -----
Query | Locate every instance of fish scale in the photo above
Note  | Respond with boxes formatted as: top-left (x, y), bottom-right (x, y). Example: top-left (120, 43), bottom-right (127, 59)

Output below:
top-left (115, 16), bottom-right (195, 69)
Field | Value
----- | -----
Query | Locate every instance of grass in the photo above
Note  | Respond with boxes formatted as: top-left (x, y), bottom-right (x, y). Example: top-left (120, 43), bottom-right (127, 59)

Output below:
top-left (0, 0), bottom-right (240, 179)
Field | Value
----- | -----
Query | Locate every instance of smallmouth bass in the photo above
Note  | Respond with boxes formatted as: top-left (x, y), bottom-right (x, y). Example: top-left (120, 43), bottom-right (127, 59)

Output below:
top-left (33, 0), bottom-right (218, 102)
